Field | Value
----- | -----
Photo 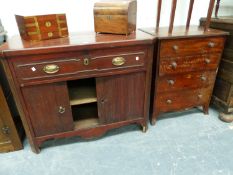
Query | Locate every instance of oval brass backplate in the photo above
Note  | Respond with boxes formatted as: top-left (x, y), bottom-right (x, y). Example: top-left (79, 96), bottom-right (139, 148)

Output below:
top-left (112, 57), bottom-right (125, 66)
top-left (43, 64), bottom-right (59, 74)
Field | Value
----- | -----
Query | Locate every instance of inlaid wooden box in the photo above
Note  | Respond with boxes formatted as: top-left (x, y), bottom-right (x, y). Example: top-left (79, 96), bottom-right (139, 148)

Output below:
top-left (15, 14), bottom-right (69, 41)
top-left (94, 0), bottom-right (137, 35)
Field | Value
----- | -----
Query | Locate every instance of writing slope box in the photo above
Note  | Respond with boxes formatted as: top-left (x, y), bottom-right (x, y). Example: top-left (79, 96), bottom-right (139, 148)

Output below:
top-left (15, 14), bottom-right (69, 41)
top-left (94, 0), bottom-right (137, 35)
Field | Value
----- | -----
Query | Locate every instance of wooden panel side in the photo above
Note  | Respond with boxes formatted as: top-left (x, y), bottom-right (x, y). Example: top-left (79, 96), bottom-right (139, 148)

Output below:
top-left (213, 78), bottom-right (231, 102)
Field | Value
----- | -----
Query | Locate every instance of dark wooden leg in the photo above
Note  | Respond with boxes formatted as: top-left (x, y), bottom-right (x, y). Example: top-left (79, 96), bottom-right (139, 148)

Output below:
top-left (203, 104), bottom-right (209, 115)
top-left (31, 145), bottom-right (41, 154)
top-left (151, 111), bottom-right (159, 125)
top-left (140, 121), bottom-right (148, 133)
top-left (215, 0), bottom-right (221, 18)
top-left (142, 125), bottom-right (148, 133)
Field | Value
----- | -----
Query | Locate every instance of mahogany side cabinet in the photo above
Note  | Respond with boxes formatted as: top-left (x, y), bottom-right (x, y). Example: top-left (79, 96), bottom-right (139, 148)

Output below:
top-left (0, 31), bottom-right (154, 153)
top-left (0, 31), bottom-right (24, 153)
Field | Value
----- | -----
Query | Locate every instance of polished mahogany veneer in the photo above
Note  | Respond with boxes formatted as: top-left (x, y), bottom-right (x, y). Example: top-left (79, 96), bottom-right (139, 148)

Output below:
top-left (0, 31), bottom-right (154, 153)
top-left (140, 26), bottom-right (228, 125)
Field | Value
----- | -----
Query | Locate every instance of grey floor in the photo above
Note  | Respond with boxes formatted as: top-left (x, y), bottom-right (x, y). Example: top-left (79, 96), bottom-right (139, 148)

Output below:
top-left (1, 107), bottom-right (233, 175)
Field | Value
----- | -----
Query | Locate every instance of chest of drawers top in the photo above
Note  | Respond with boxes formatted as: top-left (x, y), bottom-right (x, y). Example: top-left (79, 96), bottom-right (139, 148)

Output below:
top-left (0, 31), bottom-right (154, 57)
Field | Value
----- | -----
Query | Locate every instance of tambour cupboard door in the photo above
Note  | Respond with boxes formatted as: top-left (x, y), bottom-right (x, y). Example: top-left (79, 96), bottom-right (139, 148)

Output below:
top-left (96, 72), bottom-right (145, 124)
top-left (22, 82), bottom-right (73, 137)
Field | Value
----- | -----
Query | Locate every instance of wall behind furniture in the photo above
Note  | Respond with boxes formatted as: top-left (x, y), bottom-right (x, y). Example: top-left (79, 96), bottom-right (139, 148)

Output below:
top-left (0, 0), bottom-right (232, 37)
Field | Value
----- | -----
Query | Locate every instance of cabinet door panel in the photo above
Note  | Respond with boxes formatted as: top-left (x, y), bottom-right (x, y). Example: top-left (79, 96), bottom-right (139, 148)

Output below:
top-left (96, 72), bottom-right (145, 124)
top-left (22, 82), bottom-right (73, 137)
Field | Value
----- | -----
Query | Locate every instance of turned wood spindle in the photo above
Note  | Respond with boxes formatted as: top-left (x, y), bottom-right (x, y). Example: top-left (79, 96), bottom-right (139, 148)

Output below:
top-left (186, 0), bottom-right (195, 30)
top-left (215, 0), bottom-right (221, 18)
top-left (169, 0), bottom-right (177, 34)
top-left (156, 0), bottom-right (162, 32)
top-left (204, 0), bottom-right (216, 32)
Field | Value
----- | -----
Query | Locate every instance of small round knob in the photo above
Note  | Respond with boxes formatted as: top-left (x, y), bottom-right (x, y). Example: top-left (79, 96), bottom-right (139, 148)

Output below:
top-left (45, 21), bottom-right (52, 27)
top-left (198, 94), bottom-right (203, 99)
top-left (205, 58), bottom-right (211, 64)
top-left (208, 42), bottom-right (215, 48)
top-left (173, 45), bottom-right (179, 51)
top-left (201, 76), bottom-right (207, 81)
top-left (171, 61), bottom-right (177, 69)
top-left (48, 32), bottom-right (53, 37)
top-left (58, 106), bottom-right (66, 114)
top-left (167, 79), bottom-right (175, 85)
top-left (166, 99), bottom-right (172, 104)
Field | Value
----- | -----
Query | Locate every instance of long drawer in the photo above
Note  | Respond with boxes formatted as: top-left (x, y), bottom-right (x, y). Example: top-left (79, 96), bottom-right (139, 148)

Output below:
top-left (12, 50), bottom-right (146, 84)
top-left (160, 37), bottom-right (225, 57)
top-left (157, 71), bottom-right (216, 93)
top-left (159, 54), bottom-right (220, 76)
top-left (156, 87), bottom-right (212, 112)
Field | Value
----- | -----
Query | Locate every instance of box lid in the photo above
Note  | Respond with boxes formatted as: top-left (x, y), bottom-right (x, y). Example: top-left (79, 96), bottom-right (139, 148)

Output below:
top-left (94, 0), bottom-right (136, 15)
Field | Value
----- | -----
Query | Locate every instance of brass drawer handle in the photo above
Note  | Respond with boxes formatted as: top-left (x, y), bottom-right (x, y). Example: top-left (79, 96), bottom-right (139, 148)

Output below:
top-left (83, 58), bottom-right (90, 66)
top-left (205, 58), bottom-right (211, 64)
top-left (166, 99), bottom-right (172, 104)
top-left (208, 42), bottom-right (215, 48)
top-left (2, 126), bottom-right (10, 135)
top-left (167, 80), bottom-right (175, 85)
top-left (171, 61), bottom-right (177, 69)
top-left (58, 106), bottom-right (66, 114)
top-left (43, 64), bottom-right (60, 74)
top-left (112, 57), bottom-right (125, 66)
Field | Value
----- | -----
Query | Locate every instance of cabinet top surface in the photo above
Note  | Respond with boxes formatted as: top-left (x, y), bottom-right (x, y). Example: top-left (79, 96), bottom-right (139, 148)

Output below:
top-left (140, 26), bottom-right (228, 40)
top-left (0, 30), bottom-right (154, 57)
top-left (200, 17), bottom-right (233, 25)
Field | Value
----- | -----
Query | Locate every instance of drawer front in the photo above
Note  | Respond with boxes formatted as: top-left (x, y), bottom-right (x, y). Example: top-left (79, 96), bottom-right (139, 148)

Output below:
top-left (159, 54), bottom-right (220, 76)
top-left (157, 71), bottom-right (216, 93)
top-left (13, 51), bottom-right (146, 84)
top-left (156, 87), bottom-right (212, 112)
top-left (160, 37), bottom-right (225, 57)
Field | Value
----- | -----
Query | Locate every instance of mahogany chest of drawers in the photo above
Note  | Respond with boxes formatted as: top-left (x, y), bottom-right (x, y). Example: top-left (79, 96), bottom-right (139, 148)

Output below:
top-left (0, 31), bottom-right (154, 153)
top-left (200, 17), bottom-right (233, 121)
top-left (140, 26), bottom-right (227, 125)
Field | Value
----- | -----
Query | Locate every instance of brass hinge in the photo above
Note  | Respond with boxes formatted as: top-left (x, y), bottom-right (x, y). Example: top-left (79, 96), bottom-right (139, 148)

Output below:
top-left (2, 126), bottom-right (10, 135)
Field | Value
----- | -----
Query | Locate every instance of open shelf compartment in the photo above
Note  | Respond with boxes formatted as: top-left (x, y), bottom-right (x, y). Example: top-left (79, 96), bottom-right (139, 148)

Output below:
top-left (68, 78), bottom-right (97, 106)
top-left (67, 78), bottom-right (100, 130)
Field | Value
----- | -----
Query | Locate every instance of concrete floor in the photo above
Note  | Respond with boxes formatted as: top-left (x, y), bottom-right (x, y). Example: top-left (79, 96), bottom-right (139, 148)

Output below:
top-left (0, 107), bottom-right (233, 175)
